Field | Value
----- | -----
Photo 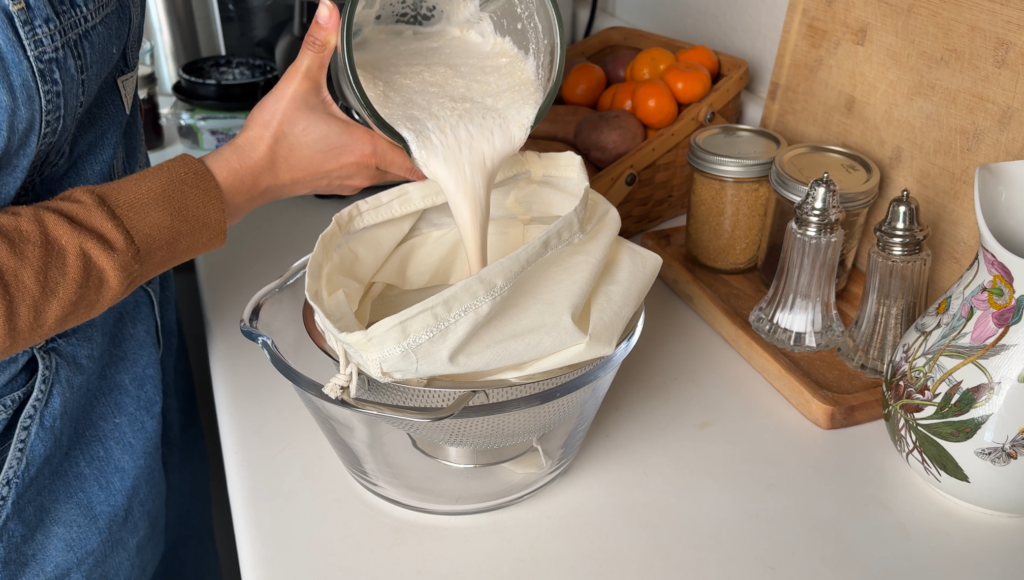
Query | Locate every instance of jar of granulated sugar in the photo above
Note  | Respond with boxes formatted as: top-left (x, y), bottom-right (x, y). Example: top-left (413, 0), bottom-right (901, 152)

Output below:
top-left (686, 125), bottom-right (787, 272)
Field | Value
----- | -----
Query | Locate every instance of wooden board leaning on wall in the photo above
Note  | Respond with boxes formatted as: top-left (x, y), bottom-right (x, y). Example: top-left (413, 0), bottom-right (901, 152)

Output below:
top-left (761, 0), bottom-right (1024, 304)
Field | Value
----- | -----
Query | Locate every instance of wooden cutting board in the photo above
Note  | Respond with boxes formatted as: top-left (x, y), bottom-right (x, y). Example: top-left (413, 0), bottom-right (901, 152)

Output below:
top-left (761, 0), bottom-right (1024, 303)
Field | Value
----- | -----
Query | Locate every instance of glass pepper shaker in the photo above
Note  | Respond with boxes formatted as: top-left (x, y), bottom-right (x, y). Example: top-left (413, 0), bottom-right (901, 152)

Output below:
top-left (749, 171), bottom-right (846, 351)
top-left (838, 189), bottom-right (931, 376)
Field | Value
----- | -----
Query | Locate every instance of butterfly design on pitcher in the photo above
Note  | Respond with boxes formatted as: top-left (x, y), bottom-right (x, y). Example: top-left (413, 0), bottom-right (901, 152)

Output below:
top-left (975, 428), bottom-right (1024, 467)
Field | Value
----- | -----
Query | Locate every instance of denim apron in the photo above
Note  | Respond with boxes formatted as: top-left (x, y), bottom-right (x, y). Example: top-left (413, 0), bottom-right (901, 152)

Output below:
top-left (0, 1), bottom-right (218, 577)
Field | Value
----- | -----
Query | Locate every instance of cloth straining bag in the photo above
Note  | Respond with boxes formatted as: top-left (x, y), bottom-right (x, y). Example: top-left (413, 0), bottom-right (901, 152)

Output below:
top-left (306, 151), bottom-right (662, 398)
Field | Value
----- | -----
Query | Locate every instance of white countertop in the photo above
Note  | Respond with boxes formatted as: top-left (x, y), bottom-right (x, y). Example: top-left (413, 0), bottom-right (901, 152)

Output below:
top-left (193, 194), bottom-right (1023, 580)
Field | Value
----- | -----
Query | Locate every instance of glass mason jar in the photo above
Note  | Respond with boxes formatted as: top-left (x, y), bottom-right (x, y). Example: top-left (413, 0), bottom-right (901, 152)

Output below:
top-left (685, 125), bottom-right (787, 272)
top-left (757, 144), bottom-right (880, 292)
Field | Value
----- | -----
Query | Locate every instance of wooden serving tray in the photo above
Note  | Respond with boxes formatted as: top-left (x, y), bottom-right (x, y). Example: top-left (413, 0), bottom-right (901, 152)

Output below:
top-left (641, 226), bottom-right (882, 429)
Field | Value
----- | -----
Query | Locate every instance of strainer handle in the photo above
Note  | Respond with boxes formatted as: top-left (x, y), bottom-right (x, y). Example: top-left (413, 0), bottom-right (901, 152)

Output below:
top-left (334, 388), bottom-right (479, 422)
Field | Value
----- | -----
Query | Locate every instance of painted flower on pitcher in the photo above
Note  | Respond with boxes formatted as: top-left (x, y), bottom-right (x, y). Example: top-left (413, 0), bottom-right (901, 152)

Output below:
top-left (962, 247), bottom-right (1022, 343)
top-left (883, 247), bottom-right (1021, 484)
top-left (902, 383), bottom-right (936, 415)
top-left (890, 343), bottom-right (910, 377)
top-left (915, 286), bottom-right (964, 332)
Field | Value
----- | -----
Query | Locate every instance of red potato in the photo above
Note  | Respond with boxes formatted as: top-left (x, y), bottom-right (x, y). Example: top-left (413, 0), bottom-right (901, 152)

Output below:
top-left (599, 48), bottom-right (641, 84)
top-left (529, 105), bottom-right (597, 146)
top-left (573, 109), bottom-right (646, 168)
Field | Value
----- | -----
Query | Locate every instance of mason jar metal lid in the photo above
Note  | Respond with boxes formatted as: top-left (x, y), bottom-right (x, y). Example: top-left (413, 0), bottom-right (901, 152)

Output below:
top-left (687, 125), bottom-right (787, 178)
top-left (769, 144), bottom-right (880, 209)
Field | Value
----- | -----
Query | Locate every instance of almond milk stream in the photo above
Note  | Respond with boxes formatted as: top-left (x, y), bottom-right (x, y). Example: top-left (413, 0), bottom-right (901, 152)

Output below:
top-left (354, 2), bottom-right (544, 274)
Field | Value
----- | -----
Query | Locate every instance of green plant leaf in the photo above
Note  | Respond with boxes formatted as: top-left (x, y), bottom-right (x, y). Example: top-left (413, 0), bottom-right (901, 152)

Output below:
top-left (917, 415), bottom-right (991, 442)
top-left (1009, 296), bottom-right (1024, 327)
top-left (912, 426), bottom-right (970, 482)
top-left (924, 389), bottom-right (976, 421)
top-left (966, 383), bottom-right (995, 406)
top-left (924, 382), bottom-right (962, 419)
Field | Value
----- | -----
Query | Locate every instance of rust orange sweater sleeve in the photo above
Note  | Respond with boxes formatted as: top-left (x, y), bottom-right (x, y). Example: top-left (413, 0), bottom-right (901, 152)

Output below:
top-left (0, 155), bottom-right (227, 359)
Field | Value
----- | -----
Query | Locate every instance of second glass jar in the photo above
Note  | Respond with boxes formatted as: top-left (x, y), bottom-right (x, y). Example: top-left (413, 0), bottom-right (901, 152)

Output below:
top-left (757, 144), bottom-right (880, 292)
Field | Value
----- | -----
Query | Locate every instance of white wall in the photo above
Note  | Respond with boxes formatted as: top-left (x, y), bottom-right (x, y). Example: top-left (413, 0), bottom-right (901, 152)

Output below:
top-left (573, 0), bottom-right (790, 100)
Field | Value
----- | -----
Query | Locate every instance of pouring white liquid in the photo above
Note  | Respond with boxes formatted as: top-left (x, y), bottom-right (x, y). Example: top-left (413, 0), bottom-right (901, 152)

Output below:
top-left (354, 2), bottom-right (544, 274)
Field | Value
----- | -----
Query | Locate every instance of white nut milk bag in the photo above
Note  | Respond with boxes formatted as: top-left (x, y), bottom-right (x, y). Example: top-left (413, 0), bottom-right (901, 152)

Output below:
top-left (306, 152), bottom-right (662, 398)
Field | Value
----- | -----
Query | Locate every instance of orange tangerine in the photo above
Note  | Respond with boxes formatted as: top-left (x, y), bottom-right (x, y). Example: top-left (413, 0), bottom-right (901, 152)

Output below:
top-left (675, 45), bottom-right (719, 78)
top-left (660, 61), bottom-right (711, 104)
top-left (632, 79), bottom-right (678, 129)
top-left (629, 47), bottom-right (676, 81)
top-left (610, 81), bottom-right (638, 112)
top-left (560, 62), bottom-right (607, 107)
top-left (596, 84), bottom-right (617, 112)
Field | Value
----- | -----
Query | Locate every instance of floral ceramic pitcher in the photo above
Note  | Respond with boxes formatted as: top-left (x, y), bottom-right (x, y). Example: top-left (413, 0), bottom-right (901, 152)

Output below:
top-left (883, 160), bottom-right (1024, 515)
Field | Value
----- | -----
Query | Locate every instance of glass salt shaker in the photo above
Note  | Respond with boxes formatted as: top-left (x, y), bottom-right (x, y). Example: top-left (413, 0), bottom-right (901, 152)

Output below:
top-left (749, 171), bottom-right (846, 351)
top-left (838, 189), bottom-right (931, 377)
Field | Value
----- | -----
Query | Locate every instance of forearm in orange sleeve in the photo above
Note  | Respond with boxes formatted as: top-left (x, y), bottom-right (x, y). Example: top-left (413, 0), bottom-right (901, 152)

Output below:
top-left (0, 155), bottom-right (227, 359)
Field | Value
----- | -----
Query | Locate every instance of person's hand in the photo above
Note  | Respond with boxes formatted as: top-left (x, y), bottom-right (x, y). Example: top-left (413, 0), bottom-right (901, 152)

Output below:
top-left (202, 0), bottom-right (425, 224)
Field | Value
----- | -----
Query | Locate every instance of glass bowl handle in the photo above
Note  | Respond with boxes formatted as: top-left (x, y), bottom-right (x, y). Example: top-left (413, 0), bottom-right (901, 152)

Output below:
top-left (239, 254), bottom-right (477, 422)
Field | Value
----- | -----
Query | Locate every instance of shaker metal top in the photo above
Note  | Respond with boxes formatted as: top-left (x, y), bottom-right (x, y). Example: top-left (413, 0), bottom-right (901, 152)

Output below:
top-left (770, 144), bottom-right (880, 209)
top-left (875, 189), bottom-right (930, 256)
top-left (795, 171), bottom-right (845, 235)
top-left (688, 125), bottom-right (788, 178)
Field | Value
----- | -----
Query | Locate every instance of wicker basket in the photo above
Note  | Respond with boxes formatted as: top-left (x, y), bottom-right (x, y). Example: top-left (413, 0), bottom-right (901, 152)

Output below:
top-left (567, 28), bottom-right (749, 237)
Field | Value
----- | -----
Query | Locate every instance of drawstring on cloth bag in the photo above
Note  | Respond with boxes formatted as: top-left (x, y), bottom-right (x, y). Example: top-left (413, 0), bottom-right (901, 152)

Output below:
top-left (323, 333), bottom-right (360, 400)
top-left (306, 151), bottom-right (662, 401)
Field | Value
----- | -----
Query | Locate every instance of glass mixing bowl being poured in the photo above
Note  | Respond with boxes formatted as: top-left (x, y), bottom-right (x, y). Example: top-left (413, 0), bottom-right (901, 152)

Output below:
top-left (331, 0), bottom-right (566, 156)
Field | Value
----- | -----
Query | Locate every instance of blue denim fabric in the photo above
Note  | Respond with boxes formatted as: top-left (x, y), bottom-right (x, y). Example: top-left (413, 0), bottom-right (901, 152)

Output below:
top-left (0, 1), bottom-right (219, 577)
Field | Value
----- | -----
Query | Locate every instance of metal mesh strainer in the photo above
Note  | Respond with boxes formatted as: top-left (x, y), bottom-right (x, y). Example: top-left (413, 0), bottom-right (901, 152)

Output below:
top-left (302, 300), bottom-right (641, 451)
top-left (360, 361), bottom-right (600, 448)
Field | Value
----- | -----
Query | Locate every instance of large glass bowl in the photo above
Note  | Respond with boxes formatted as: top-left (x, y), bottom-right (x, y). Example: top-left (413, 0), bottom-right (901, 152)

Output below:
top-left (331, 0), bottom-right (566, 155)
top-left (241, 256), bottom-right (642, 514)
